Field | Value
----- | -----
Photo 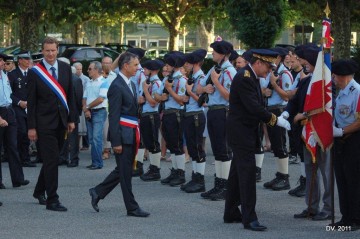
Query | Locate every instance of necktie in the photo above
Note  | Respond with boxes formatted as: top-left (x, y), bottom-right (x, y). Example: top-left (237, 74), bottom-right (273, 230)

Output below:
top-left (128, 82), bottom-right (133, 95)
top-left (50, 66), bottom-right (58, 80)
top-left (24, 71), bottom-right (27, 77)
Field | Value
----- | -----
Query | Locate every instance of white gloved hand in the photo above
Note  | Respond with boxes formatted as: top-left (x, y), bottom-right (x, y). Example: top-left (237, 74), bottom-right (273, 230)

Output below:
top-left (276, 116), bottom-right (291, 130)
top-left (333, 126), bottom-right (343, 137)
top-left (280, 111), bottom-right (289, 120)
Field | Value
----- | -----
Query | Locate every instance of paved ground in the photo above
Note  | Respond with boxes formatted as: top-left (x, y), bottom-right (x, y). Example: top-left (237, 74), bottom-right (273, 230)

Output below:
top-left (0, 143), bottom-right (357, 239)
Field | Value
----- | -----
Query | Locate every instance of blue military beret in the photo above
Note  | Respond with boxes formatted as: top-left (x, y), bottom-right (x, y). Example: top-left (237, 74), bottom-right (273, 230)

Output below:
top-left (242, 50), bottom-right (252, 62)
top-left (210, 40), bottom-right (233, 55)
top-left (229, 50), bottom-right (240, 62)
top-left (185, 49), bottom-right (207, 64)
top-left (127, 48), bottom-right (146, 58)
top-left (17, 50), bottom-right (32, 59)
top-left (270, 47), bottom-right (289, 57)
top-left (164, 51), bottom-right (185, 68)
top-left (294, 43), bottom-right (318, 59)
top-left (142, 59), bottom-right (165, 71)
top-left (251, 49), bottom-right (278, 67)
top-left (303, 47), bottom-right (320, 67)
top-left (332, 59), bottom-right (359, 76)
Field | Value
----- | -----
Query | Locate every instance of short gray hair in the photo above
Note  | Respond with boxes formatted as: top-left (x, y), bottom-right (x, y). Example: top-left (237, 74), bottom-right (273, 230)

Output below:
top-left (90, 61), bottom-right (103, 74)
top-left (118, 52), bottom-right (138, 69)
top-left (73, 62), bottom-right (82, 68)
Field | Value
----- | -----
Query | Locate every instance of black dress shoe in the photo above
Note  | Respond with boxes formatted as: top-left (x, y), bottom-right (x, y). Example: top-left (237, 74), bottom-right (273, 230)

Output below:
top-left (0, 201), bottom-right (2, 206)
top-left (89, 166), bottom-right (102, 170)
top-left (0, 183), bottom-right (6, 189)
top-left (86, 164), bottom-right (94, 169)
top-left (294, 209), bottom-right (316, 219)
top-left (22, 161), bottom-right (37, 167)
top-left (244, 220), bottom-right (267, 231)
top-left (13, 180), bottom-right (30, 188)
top-left (46, 202), bottom-right (67, 212)
top-left (127, 208), bottom-right (150, 217)
top-left (89, 188), bottom-right (100, 212)
top-left (312, 212), bottom-right (331, 221)
top-left (33, 194), bottom-right (47, 205)
top-left (67, 161), bottom-right (79, 168)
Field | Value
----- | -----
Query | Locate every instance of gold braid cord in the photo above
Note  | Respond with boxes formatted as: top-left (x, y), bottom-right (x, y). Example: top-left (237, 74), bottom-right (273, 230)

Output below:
top-left (267, 113), bottom-right (277, 127)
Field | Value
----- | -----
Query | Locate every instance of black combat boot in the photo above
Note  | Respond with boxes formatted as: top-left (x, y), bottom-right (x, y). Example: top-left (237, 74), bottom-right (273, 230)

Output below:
top-left (201, 177), bottom-right (220, 199)
top-left (185, 173), bottom-right (205, 193)
top-left (288, 176), bottom-right (306, 197)
top-left (170, 169), bottom-right (186, 186)
top-left (181, 171), bottom-right (195, 191)
top-left (256, 167), bottom-right (262, 182)
top-left (161, 168), bottom-right (177, 185)
top-left (132, 161), bottom-right (144, 177)
top-left (263, 172), bottom-right (283, 189)
top-left (140, 164), bottom-right (160, 181)
top-left (271, 172), bottom-right (290, 191)
top-left (209, 178), bottom-right (227, 201)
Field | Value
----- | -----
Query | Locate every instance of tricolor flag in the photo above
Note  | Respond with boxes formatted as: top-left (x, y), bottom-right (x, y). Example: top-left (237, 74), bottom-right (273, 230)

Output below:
top-left (322, 18), bottom-right (334, 48)
top-left (302, 49), bottom-right (333, 162)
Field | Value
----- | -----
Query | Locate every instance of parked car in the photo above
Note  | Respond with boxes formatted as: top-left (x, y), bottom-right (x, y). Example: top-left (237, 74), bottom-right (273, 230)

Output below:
top-left (61, 47), bottom-right (120, 75)
top-left (96, 43), bottom-right (133, 53)
top-left (58, 43), bottom-right (90, 55)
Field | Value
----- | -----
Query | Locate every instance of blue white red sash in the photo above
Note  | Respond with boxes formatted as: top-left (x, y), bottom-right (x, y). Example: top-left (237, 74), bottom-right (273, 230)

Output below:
top-left (119, 115), bottom-right (140, 162)
top-left (32, 63), bottom-right (69, 113)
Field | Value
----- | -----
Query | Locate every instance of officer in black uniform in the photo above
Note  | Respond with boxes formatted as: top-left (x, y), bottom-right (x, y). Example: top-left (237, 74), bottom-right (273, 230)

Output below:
top-left (225, 49), bottom-right (290, 231)
top-left (8, 51), bottom-right (36, 167)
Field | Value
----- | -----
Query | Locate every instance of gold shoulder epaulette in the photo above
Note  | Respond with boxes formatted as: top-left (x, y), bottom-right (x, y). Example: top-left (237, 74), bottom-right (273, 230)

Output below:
top-left (267, 113), bottom-right (277, 127)
top-left (244, 70), bottom-right (250, 78)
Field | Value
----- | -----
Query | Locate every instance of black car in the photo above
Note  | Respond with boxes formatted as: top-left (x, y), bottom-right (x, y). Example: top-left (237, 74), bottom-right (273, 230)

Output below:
top-left (61, 47), bottom-right (120, 75)
top-left (96, 43), bottom-right (133, 53)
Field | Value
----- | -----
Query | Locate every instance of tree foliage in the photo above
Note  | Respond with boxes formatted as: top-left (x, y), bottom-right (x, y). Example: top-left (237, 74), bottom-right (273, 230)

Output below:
top-left (226, 0), bottom-right (286, 49)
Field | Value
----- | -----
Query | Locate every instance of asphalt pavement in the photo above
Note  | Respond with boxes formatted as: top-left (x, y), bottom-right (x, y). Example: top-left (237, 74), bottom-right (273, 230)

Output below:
top-left (0, 142), bottom-right (357, 239)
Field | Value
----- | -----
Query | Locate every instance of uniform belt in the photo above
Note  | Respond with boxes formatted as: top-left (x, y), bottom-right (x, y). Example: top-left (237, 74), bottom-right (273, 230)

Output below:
top-left (141, 111), bottom-right (159, 117)
top-left (266, 105), bottom-right (286, 111)
top-left (208, 105), bottom-right (228, 111)
top-left (163, 109), bottom-right (181, 115)
top-left (90, 107), bottom-right (105, 112)
top-left (184, 110), bottom-right (203, 117)
top-left (0, 105), bottom-right (12, 110)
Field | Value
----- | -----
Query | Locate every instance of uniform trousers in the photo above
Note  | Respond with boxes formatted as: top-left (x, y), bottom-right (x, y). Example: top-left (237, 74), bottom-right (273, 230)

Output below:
top-left (13, 107), bottom-right (30, 163)
top-left (207, 108), bottom-right (232, 162)
top-left (334, 131), bottom-right (360, 224)
top-left (0, 106), bottom-right (25, 185)
top-left (94, 144), bottom-right (139, 211)
top-left (140, 113), bottom-right (160, 153)
top-left (266, 108), bottom-right (288, 158)
top-left (183, 111), bottom-right (206, 162)
top-left (33, 124), bottom-right (65, 204)
top-left (161, 111), bottom-right (184, 155)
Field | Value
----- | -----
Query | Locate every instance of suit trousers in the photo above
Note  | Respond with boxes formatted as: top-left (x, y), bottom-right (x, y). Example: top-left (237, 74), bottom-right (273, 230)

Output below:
top-left (0, 106), bottom-right (25, 185)
top-left (14, 107), bottom-right (30, 162)
top-left (94, 144), bottom-right (139, 211)
top-left (34, 125), bottom-right (65, 204)
top-left (225, 145), bottom-right (258, 224)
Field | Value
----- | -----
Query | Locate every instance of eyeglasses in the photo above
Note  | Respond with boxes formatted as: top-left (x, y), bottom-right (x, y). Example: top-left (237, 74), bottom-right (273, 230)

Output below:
top-left (5, 62), bottom-right (12, 65)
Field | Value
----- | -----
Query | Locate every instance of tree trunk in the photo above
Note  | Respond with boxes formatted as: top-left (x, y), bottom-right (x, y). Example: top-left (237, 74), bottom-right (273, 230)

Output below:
top-left (74, 24), bottom-right (80, 44)
top-left (197, 19), bottom-right (215, 51)
top-left (168, 20), bottom-right (181, 51)
top-left (119, 21), bottom-right (124, 44)
top-left (330, 0), bottom-right (351, 60)
top-left (19, 0), bottom-right (40, 52)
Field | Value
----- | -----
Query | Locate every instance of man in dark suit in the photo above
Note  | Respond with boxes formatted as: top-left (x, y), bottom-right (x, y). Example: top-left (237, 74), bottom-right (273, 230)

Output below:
top-left (89, 52), bottom-right (150, 217)
top-left (58, 58), bottom-right (83, 167)
top-left (8, 51), bottom-right (36, 167)
top-left (27, 37), bottom-right (75, 212)
top-left (224, 49), bottom-right (290, 231)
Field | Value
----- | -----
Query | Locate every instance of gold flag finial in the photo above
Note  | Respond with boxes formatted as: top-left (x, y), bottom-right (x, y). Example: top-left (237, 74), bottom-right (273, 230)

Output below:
top-left (324, 2), bottom-right (331, 18)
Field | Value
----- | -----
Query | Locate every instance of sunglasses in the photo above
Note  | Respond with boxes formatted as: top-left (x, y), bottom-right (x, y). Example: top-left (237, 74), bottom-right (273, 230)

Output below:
top-left (5, 62), bottom-right (13, 65)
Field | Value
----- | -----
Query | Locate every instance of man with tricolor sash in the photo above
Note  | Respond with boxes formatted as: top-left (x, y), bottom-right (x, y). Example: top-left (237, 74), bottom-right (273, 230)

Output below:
top-left (27, 37), bottom-right (76, 212)
top-left (89, 52), bottom-right (150, 217)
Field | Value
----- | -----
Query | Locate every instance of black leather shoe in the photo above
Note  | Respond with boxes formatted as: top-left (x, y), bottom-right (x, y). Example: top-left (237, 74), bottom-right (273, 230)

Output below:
top-left (312, 212), bottom-right (331, 221)
top-left (127, 208), bottom-right (150, 217)
top-left (22, 161), bottom-right (37, 167)
top-left (67, 161), bottom-right (79, 168)
top-left (0, 183), bottom-right (6, 189)
top-left (89, 188), bottom-right (100, 212)
top-left (89, 166), bottom-right (102, 170)
top-left (294, 210), bottom-right (316, 219)
top-left (13, 180), bottom-right (30, 188)
top-left (244, 220), bottom-right (267, 231)
top-left (33, 194), bottom-right (46, 205)
top-left (86, 164), bottom-right (93, 169)
top-left (46, 202), bottom-right (67, 212)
